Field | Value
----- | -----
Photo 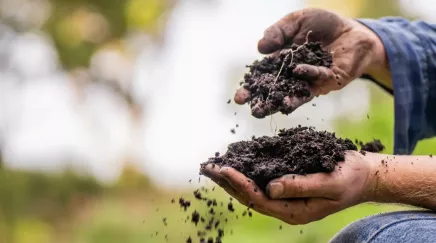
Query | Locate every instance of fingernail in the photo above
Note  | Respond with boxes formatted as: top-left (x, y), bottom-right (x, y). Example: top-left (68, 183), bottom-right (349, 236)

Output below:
top-left (267, 182), bottom-right (284, 198)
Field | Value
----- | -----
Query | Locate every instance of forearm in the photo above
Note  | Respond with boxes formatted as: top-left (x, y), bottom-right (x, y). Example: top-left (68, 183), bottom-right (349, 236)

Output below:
top-left (366, 153), bottom-right (436, 210)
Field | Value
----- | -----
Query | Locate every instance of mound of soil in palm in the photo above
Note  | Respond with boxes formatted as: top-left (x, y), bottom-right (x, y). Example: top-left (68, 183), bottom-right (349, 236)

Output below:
top-left (201, 126), bottom-right (357, 191)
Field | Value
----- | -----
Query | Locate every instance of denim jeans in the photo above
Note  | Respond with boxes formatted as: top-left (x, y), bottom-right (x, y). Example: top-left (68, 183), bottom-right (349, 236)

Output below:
top-left (330, 210), bottom-right (436, 243)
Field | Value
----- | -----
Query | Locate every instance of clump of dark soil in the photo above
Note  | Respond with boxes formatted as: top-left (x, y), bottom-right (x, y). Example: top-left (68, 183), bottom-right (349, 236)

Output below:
top-left (201, 126), bottom-right (356, 191)
top-left (241, 42), bottom-right (332, 118)
top-left (360, 139), bottom-right (385, 153)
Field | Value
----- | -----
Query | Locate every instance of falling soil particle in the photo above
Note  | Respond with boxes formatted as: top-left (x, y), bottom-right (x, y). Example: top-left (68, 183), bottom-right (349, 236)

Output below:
top-left (240, 42), bottom-right (332, 118)
top-left (192, 211), bottom-right (200, 226)
top-left (230, 129), bottom-right (236, 134)
top-left (227, 99), bottom-right (231, 104)
top-left (202, 126), bottom-right (356, 191)
top-left (207, 200), bottom-right (213, 207)
top-left (194, 190), bottom-right (203, 200)
top-left (179, 197), bottom-right (191, 211)
top-left (360, 139), bottom-right (385, 153)
top-left (227, 202), bottom-right (235, 212)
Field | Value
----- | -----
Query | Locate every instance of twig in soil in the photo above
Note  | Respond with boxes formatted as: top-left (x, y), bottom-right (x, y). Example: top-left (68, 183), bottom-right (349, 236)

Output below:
top-left (266, 31), bottom-right (313, 134)
top-left (273, 30), bottom-right (312, 84)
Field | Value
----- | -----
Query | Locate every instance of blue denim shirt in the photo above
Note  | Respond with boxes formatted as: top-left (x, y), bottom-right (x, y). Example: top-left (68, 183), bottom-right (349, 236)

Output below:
top-left (358, 18), bottom-right (436, 155)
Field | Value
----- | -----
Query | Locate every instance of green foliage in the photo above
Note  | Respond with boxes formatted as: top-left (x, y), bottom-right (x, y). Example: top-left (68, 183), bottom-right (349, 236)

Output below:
top-left (41, 0), bottom-right (172, 69)
top-left (358, 0), bottom-right (405, 18)
top-left (115, 164), bottom-right (152, 192)
top-left (0, 167), bottom-right (103, 242)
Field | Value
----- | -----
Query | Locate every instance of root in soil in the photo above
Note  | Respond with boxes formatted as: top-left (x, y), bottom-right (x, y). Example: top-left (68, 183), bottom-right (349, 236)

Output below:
top-left (201, 126), bottom-right (357, 191)
top-left (241, 42), bottom-right (332, 118)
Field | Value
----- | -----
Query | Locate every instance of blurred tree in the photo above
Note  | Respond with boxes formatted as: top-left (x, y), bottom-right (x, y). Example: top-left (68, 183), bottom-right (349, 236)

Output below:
top-left (0, 0), bottom-right (176, 120)
top-left (115, 163), bottom-right (152, 192)
top-left (0, 1), bottom-right (178, 241)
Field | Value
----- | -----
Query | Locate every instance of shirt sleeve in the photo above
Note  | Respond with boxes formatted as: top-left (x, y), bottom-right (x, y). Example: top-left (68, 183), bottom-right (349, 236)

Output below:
top-left (358, 17), bottom-right (436, 155)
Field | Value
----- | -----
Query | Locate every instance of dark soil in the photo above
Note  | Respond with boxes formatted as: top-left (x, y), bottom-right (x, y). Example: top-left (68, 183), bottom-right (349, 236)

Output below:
top-left (360, 139), bottom-right (385, 153)
top-left (179, 197), bottom-right (191, 211)
top-left (201, 126), bottom-right (356, 191)
top-left (241, 42), bottom-right (332, 118)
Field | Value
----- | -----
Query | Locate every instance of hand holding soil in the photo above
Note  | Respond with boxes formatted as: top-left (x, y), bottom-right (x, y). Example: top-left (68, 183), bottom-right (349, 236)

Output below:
top-left (202, 150), bottom-right (374, 225)
top-left (201, 127), bottom-right (379, 225)
top-left (234, 8), bottom-right (386, 118)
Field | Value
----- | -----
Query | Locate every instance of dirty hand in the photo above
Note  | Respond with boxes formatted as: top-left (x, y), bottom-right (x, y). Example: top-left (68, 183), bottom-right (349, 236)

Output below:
top-left (234, 8), bottom-right (386, 116)
top-left (202, 151), bottom-right (376, 225)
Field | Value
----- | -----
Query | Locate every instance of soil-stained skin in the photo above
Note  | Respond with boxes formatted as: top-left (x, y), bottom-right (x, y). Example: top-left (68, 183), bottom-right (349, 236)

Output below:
top-left (241, 42), bottom-right (332, 118)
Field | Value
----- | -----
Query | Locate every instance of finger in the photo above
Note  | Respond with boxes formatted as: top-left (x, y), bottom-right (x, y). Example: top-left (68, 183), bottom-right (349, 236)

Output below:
top-left (279, 95), bottom-right (313, 115)
top-left (219, 167), bottom-right (284, 215)
top-left (251, 101), bottom-right (278, 119)
top-left (201, 164), bottom-right (246, 202)
top-left (201, 163), bottom-right (228, 186)
top-left (258, 12), bottom-right (301, 54)
top-left (234, 87), bottom-right (251, 105)
top-left (292, 198), bottom-right (340, 224)
top-left (218, 167), bottom-right (340, 224)
top-left (266, 173), bottom-right (338, 199)
top-left (293, 64), bottom-right (335, 84)
top-left (219, 167), bottom-right (262, 202)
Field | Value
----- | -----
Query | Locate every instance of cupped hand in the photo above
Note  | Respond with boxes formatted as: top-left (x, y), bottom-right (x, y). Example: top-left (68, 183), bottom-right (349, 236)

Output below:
top-left (234, 8), bottom-right (384, 117)
top-left (201, 151), bottom-right (376, 225)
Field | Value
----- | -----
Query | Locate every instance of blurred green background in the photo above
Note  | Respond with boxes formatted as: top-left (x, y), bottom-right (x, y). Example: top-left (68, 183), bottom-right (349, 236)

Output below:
top-left (0, 0), bottom-right (435, 242)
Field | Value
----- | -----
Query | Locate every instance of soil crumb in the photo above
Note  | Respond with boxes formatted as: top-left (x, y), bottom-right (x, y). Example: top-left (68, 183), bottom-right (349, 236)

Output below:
top-left (192, 211), bottom-right (200, 225)
top-left (360, 139), bottom-right (385, 153)
top-left (201, 126), bottom-right (356, 191)
top-left (240, 42), bottom-right (332, 118)
top-left (179, 197), bottom-right (191, 211)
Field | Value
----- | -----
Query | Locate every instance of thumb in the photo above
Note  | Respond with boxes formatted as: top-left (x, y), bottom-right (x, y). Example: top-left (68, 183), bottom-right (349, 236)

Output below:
top-left (266, 173), bottom-right (336, 199)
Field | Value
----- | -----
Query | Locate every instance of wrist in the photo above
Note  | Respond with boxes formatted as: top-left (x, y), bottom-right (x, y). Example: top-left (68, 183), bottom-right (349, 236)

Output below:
top-left (359, 152), bottom-right (385, 203)
top-left (353, 20), bottom-right (392, 88)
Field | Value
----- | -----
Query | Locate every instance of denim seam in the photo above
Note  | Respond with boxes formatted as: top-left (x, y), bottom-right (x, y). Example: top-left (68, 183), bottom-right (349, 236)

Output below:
top-left (364, 217), bottom-right (436, 243)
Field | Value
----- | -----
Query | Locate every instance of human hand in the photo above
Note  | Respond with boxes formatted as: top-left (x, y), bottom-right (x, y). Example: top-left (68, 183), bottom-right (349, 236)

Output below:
top-left (202, 151), bottom-right (376, 225)
top-left (234, 8), bottom-right (386, 117)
